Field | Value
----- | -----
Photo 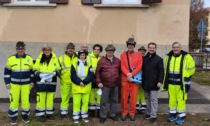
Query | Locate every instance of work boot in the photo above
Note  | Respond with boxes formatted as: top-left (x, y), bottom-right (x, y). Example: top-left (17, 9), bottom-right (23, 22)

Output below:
top-left (176, 117), bottom-right (185, 125)
top-left (167, 114), bottom-right (177, 122)
top-left (129, 115), bottom-right (135, 121)
top-left (97, 109), bottom-right (100, 118)
top-left (89, 110), bottom-right (95, 117)
top-left (22, 115), bottom-right (30, 123)
top-left (60, 114), bottom-right (67, 120)
top-left (47, 114), bottom-right (55, 120)
top-left (11, 117), bottom-right (17, 125)
top-left (38, 115), bottom-right (46, 122)
top-left (150, 118), bottom-right (157, 124)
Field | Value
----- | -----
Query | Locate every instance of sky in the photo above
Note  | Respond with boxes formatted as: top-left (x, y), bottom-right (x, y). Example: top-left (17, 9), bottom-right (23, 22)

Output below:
top-left (204, 0), bottom-right (210, 7)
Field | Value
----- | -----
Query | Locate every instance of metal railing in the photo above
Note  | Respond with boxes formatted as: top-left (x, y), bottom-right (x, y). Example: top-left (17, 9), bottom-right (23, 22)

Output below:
top-left (190, 52), bottom-right (210, 70)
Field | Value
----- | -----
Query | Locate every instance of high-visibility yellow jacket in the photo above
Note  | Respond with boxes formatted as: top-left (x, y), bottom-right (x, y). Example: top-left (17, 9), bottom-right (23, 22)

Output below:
top-left (71, 59), bottom-right (94, 93)
top-left (33, 52), bottom-right (60, 92)
top-left (162, 50), bottom-right (195, 93)
top-left (58, 52), bottom-right (78, 84)
top-left (4, 53), bottom-right (34, 85)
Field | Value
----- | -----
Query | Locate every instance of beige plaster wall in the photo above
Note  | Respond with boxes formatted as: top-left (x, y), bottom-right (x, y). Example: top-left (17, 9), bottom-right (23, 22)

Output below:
top-left (0, 0), bottom-right (190, 98)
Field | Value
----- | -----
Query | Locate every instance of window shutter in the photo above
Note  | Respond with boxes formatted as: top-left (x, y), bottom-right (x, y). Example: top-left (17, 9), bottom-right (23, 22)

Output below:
top-left (49, 0), bottom-right (68, 4)
top-left (142, 0), bottom-right (162, 4)
top-left (82, 0), bottom-right (101, 5)
top-left (0, 0), bottom-right (11, 3)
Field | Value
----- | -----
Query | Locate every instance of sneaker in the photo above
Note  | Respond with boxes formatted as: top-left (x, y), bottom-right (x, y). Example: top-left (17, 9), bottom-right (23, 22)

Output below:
top-left (145, 114), bottom-right (150, 120)
top-left (121, 115), bottom-right (127, 121)
top-left (82, 118), bottom-right (89, 123)
top-left (47, 115), bottom-right (55, 120)
top-left (100, 118), bottom-right (106, 123)
top-left (22, 115), bottom-right (30, 123)
top-left (150, 118), bottom-right (157, 124)
top-left (167, 114), bottom-right (177, 122)
top-left (176, 117), bottom-right (184, 125)
top-left (38, 115), bottom-right (46, 122)
top-left (74, 119), bottom-right (79, 124)
top-left (11, 117), bottom-right (17, 125)
top-left (109, 116), bottom-right (118, 121)
top-left (129, 115), bottom-right (135, 121)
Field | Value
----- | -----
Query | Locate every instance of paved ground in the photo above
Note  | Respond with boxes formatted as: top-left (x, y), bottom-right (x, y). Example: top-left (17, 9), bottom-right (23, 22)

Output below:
top-left (1, 82), bottom-right (210, 113)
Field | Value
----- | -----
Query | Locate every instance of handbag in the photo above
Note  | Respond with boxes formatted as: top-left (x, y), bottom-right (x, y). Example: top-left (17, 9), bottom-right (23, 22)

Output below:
top-left (126, 51), bottom-right (142, 84)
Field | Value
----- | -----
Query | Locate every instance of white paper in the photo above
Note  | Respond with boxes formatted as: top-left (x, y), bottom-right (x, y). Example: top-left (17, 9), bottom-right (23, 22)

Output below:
top-left (97, 89), bottom-right (102, 95)
top-left (40, 73), bottom-right (53, 82)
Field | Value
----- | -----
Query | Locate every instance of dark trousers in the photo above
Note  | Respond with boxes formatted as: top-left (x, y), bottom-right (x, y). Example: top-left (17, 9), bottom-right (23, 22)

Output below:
top-left (100, 86), bottom-right (118, 118)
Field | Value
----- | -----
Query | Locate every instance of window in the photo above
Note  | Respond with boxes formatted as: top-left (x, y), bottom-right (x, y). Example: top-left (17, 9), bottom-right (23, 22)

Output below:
top-left (13, 0), bottom-right (48, 4)
top-left (102, 0), bottom-right (141, 4)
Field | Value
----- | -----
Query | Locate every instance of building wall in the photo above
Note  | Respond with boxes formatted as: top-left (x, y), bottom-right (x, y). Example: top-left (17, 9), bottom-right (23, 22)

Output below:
top-left (0, 0), bottom-right (190, 98)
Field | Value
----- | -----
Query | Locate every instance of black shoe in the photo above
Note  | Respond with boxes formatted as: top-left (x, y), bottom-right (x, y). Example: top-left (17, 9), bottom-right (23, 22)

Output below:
top-left (145, 114), bottom-right (150, 120)
top-left (139, 109), bottom-right (145, 114)
top-left (97, 109), bottom-right (100, 118)
top-left (150, 118), bottom-right (157, 124)
top-left (22, 115), bottom-right (30, 123)
top-left (11, 117), bottom-right (17, 125)
top-left (47, 115), bottom-right (55, 120)
top-left (121, 115), bottom-right (126, 121)
top-left (38, 116), bottom-right (46, 122)
top-left (100, 118), bottom-right (106, 123)
top-left (89, 110), bottom-right (95, 117)
top-left (109, 116), bottom-right (118, 121)
top-left (60, 114), bottom-right (67, 120)
top-left (129, 115), bottom-right (135, 121)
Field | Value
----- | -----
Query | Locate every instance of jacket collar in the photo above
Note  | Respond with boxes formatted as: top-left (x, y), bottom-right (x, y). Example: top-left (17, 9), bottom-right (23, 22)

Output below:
top-left (15, 53), bottom-right (26, 58)
top-left (167, 50), bottom-right (188, 56)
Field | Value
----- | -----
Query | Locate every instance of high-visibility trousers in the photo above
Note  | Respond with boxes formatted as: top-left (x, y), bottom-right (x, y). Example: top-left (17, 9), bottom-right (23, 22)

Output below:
top-left (121, 81), bottom-right (139, 116)
top-left (168, 84), bottom-right (187, 118)
top-left (136, 85), bottom-right (146, 110)
top-left (60, 83), bottom-right (72, 115)
top-left (89, 88), bottom-right (101, 110)
top-left (8, 83), bottom-right (30, 118)
top-left (72, 93), bottom-right (90, 120)
top-left (35, 92), bottom-right (55, 116)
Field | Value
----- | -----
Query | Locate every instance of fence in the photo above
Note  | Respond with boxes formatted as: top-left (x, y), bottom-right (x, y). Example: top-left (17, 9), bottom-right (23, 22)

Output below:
top-left (190, 52), bottom-right (210, 70)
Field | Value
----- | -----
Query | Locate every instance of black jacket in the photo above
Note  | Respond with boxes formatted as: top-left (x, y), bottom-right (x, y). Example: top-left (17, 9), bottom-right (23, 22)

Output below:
top-left (142, 52), bottom-right (164, 91)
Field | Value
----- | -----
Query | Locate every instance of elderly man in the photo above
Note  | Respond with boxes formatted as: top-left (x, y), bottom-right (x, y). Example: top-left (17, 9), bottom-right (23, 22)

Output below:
top-left (120, 38), bottom-right (142, 121)
top-left (162, 42), bottom-right (195, 125)
top-left (58, 43), bottom-right (78, 119)
top-left (4, 41), bottom-right (34, 125)
top-left (96, 44), bottom-right (121, 123)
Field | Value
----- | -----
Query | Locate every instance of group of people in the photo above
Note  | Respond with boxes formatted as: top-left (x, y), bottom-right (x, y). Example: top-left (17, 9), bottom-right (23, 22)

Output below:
top-left (4, 38), bottom-right (195, 125)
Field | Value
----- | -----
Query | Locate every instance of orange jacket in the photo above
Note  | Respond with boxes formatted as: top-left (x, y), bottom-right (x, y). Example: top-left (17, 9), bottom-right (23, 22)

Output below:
top-left (120, 51), bottom-right (143, 82)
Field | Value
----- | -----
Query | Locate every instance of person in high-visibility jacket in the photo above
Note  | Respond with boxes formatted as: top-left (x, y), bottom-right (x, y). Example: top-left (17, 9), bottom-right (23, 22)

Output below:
top-left (88, 44), bottom-right (103, 117)
top-left (58, 42), bottom-right (78, 119)
top-left (162, 42), bottom-right (195, 125)
top-left (71, 50), bottom-right (94, 124)
top-left (136, 46), bottom-right (147, 114)
top-left (4, 41), bottom-right (34, 125)
top-left (33, 44), bottom-right (60, 122)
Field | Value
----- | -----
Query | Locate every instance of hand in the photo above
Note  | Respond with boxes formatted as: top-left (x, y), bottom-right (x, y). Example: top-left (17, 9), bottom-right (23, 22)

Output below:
top-left (127, 73), bottom-right (132, 78)
top-left (80, 82), bottom-right (85, 86)
top-left (127, 77), bottom-right (133, 82)
top-left (185, 84), bottom-right (191, 93)
top-left (52, 72), bottom-right (56, 77)
top-left (30, 83), bottom-right (34, 89)
top-left (6, 84), bottom-right (10, 89)
top-left (157, 82), bottom-right (162, 88)
top-left (98, 83), bottom-right (103, 88)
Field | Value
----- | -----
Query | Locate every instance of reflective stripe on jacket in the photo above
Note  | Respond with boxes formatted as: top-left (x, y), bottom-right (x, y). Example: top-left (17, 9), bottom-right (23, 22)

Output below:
top-left (4, 53), bottom-right (34, 85)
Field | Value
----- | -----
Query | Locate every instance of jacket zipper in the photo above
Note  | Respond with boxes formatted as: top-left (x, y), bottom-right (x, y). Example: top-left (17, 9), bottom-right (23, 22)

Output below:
top-left (20, 57), bottom-right (22, 82)
top-left (173, 57), bottom-right (176, 82)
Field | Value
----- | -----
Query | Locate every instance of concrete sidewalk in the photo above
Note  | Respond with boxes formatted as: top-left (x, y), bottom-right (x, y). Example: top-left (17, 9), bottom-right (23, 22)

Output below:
top-left (1, 82), bottom-right (210, 113)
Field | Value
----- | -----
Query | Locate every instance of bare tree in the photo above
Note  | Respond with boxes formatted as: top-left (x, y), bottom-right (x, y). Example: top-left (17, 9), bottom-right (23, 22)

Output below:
top-left (189, 0), bottom-right (209, 51)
